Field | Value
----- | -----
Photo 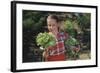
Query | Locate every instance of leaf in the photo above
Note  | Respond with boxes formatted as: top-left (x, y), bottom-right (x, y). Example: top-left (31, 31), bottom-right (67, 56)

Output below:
top-left (36, 32), bottom-right (56, 49)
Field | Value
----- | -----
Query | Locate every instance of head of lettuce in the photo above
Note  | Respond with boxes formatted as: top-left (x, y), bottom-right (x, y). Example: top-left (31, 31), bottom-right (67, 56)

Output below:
top-left (36, 32), bottom-right (56, 50)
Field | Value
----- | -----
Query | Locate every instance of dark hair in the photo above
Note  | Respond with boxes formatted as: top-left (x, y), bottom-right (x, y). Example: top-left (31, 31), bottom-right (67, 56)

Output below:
top-left (47, 14), bottom-right (63, 22)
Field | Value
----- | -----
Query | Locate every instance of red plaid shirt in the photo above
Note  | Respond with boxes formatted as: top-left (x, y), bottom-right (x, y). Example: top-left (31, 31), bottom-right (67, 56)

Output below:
top-left (45, 32), bottom-right (68, 61)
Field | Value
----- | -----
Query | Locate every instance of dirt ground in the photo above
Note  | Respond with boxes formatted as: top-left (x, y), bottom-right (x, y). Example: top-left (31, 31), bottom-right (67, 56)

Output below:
top-left (79, 51), bottom-right (91, 60)
top-left (67, 50), bottom-right (91, 60)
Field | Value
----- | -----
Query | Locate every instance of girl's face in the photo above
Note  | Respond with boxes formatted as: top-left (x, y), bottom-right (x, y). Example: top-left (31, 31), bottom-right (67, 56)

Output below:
top-left (47, 18), bottom-right (59, 34)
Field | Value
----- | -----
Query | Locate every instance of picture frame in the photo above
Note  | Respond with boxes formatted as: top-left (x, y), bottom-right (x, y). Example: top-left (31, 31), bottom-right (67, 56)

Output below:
top-left (11, 1), bottom-right (98, 72)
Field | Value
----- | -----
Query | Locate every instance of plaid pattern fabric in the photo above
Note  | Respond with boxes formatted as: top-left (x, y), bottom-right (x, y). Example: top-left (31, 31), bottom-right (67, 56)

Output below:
top-left (47, 32), bottom-right (68, 56)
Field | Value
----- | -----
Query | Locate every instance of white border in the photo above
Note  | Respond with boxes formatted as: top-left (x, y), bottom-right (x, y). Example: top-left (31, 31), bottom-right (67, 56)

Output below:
top-left (16, 3), bottom-right (96, 70)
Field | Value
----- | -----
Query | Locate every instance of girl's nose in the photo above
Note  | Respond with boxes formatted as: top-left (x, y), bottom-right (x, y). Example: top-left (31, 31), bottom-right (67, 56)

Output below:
top-left (50, 26), bottom-right (53, 29)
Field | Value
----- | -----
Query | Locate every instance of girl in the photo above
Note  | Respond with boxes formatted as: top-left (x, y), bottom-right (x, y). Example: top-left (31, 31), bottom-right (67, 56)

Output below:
top-left (43, 14), bottom-right (69, 61)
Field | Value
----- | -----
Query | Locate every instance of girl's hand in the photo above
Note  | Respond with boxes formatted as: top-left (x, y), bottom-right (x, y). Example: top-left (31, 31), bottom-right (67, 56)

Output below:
top-left (42, 51), bottom-right (45, 58)
top-left (75, 47), bottom-right (80, 52)
top-left (73, 46), bottom-right (80, 52)
top-left (42, 49), bottom-right (49, 61)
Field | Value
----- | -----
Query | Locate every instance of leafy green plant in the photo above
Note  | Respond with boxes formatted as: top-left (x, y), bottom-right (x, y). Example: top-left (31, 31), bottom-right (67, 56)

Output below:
top-left (65, 36), bottom-right (80, 60)
top-left (65, 36), bottom-right (79, 46)
top-left (64, 20), bottom-right (77, 37)
top-left (36, 32), bottom-right (56, 49)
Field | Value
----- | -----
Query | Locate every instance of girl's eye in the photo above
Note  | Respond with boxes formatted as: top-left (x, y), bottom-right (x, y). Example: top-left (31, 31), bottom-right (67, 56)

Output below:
top-left (48, 24), bottom-right (50, 26)
top-left (49, 25), bottom-right (51, 27)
